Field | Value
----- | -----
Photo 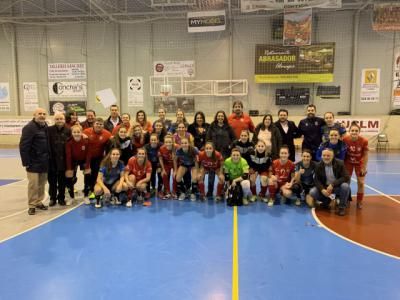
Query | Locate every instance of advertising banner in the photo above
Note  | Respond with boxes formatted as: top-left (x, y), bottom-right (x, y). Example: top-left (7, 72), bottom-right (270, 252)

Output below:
top-left (48, 81), bottom-right (87, 98)
top-left (373, 4), bottom-right (400, 31)
top-left (0, 119), bottom-right (32, 135)
top-left (48, 63), bottom-right (86, 80)
top-left (241, 0), bottom-right (341, 13)
top-left (187, 10), bottom-right (226, 33)
top-left (360, 68), bottom-right (380, 103)
top-left (128, 77), bottom-right (144, 107)
top-left (0, 82), bottom-right (11, 111)
top-left (336, 118), bottom-right (380, 136)
top-left (23, 82), bottom-right (39, 112)
top-left (393, 48), bottom-right (400, 106)
top-left (49, 101), bottom-right (87, 116)
top-left (255, 43), bottom-right (335, 83)
top-left (283, 9), bottom-right (312, 46)
top-left (153, 61), bottom-right (195, 78)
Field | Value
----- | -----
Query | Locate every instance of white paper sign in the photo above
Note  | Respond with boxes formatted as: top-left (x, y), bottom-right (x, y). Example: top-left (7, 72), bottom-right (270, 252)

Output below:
top-left (128, 77), bottom-right (144, 107)
top-left (95, 88), bottom-right (117, 109)
top-left (336, 118), bottom-right (380, 135)
top-left (23, 82), bottom-right (39, 112)
top-left (48, 81), bottom-right (87, 98)
top-left (0, 119), bottom-right (31, 135)
top-left (153, 61), bottom-right (195, 78)
top-left (0, 82), bottom-right (11, 112)
top-left (48, 63), bottom-right (86, 80)
top-left (360, 68), bottom-right (380, 103)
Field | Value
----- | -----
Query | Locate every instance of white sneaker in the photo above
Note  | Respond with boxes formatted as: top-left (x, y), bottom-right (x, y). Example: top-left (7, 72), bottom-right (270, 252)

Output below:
top-left (267, 199), bottom-right (274, 207)
top-left (178, 193), bottom-right (186, 201)
top-left (295, 198), bottom-right (301, 206)
top-left (126, 200), bottom-right (132, 207)
top-left (190, 194), bottom-right (196, 201)
top-left (95, 198), bottom-right (102, 208)
top-left (110, 196), bottom-right (117, 205)
top-left (115, 197), bottom-right (121, 205)
top-left (250, 195), bottom-right (257, 202)
top-left (66, 198), bottom-right (73, 206)
top-left (83, 197), bottom-right (91, 205)
top-left (262, 197), bottom-right (269, 203)
top-left (243, 198), bottom-right (249, 206)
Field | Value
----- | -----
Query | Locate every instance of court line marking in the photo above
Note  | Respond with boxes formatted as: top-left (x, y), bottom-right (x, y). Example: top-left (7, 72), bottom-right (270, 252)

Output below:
top-left (232, 206), bottom-right (239, 300)
top-left (312, 209), bottom-right (400, 261)
top-left (354, 178), bottom-right (400, 204)
top-left (0, 202), bottom-right (83, 244)
top-left (0, 209), bottom-right (27, 221)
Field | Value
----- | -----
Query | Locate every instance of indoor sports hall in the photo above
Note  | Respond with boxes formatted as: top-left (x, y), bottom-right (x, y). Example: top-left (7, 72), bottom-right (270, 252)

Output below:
top-left (0, 0), bottom-right (399, 299)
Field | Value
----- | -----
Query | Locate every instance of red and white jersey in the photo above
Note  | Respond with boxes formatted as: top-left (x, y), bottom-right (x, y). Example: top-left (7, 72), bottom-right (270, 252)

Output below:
top-left (125, 157), bottom-right (152, 179)
top-left (343, 135), bottom-right (368, 165)
top-left (271, 159), bottom-right (295, 184)
top-left (158, 144), bottom-right (176, 166)
top-left (197, 150), bottom-right (223, 171)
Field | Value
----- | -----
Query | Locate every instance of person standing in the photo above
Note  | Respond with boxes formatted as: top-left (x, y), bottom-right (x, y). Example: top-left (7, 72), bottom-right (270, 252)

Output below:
top-left (206, 111), bottom-right (236, 158)
top-left (19, 108), bottom-right (50, 215)
top-left (81, 110), bottom-right (96, 130)
top-left (153, 107), bottom-right (172, 132)
top-left (83, 118), bottom-right (112, 197)
top-left (104, 104), bottom-right (122, 133)
top-left (274, 109), bottom-right (300, 162)
top-left (188, 111), bottom-right (210, 150)
top-left (47, 113), bottom-right (71, 206)
top-left (298, 104), bottom-right (326, 161)
top-left (252, 114), bottom-right (282, 160)
top-left (228, 100), bottom-right (255, 139)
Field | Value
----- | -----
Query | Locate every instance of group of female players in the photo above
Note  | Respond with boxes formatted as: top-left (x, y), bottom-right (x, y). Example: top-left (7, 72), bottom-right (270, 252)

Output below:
top-left (65, 107), bottom-right (368, 209)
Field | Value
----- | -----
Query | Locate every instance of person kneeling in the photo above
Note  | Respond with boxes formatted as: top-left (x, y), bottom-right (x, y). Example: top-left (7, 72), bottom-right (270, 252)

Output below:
top-left (309, 148), bottom-right (350, 216)
top-left (94, 148), bottom-right (127, 208)
top-left (223, 148), bottom-right (251, 205)
top-left (125, 148), bottom-right (152, 207)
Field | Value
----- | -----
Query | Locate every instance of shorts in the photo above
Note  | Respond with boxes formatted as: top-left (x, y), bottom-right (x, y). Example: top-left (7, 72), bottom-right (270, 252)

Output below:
top-left (249, 169), bottom-right (269, 177)
top-left (104, 179), bottom-right (119, 190)
top-left (345, 162), bottom-right (365, 177)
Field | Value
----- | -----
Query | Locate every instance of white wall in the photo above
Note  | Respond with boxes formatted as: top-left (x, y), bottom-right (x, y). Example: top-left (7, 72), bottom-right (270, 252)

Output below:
top-left (0, 8), bottom-right (397, 118)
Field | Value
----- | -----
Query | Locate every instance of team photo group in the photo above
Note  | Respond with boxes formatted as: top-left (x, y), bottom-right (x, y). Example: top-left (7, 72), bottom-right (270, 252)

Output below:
top-left (19, 101), bottom-right (368, 217)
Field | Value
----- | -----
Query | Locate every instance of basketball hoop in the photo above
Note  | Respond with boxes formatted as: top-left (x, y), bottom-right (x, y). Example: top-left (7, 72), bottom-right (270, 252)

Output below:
top-left (160, 84), bottom-right (172, 98)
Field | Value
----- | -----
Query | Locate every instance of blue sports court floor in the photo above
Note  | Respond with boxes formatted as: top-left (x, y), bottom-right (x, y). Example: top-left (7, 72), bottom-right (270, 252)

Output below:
top-left (0, 149), bottom-right (399, 300)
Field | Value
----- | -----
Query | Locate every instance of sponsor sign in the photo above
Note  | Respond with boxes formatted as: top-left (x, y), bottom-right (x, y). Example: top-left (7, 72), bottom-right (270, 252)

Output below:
top-left (48, 63), bottom-right (86, 80)
top-left (23, 82), bottom-right (39, 112)
top-left (49, 101), bottom-right (87, 116)
top-left (0, 82), bottom-right (11, 112)
top-left (187, 10), bottom-right (226, 33)
top-left (153, 61), bottom-right (195, 78)
top-left (0, 119), bottom-right (31, 135)
top-left (255, 43), bottom-right (335, 83)
top-left (336, 118), bottom-right (380, 136)
top-left (241, 0), bottom-right (341, 12)
top-left (48, 81), bottom-right (87, 98)
top-left (393, 48), bottom-right (400, 106)
top-left (128, 76), bottom-right (144, 107)
top-left (360, 69), bottom-right (380, 103)
top-left (283, 8), bottom-right (312, 46)
top-left (373, 4), bottom-right (400, 31)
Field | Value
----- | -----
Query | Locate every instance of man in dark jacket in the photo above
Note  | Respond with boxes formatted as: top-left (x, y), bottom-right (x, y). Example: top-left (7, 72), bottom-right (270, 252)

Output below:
top-left (104, 104), bottom-right (122, 133)
top-left (48, 113), bottom-right (71, 206)
top-left (19, 108), bottom-right (50, 215)
top-left (298, 104), bottom-right (326, 161)
top-left (275, 109), bottom-right (300, 162)
top-left (309, 148), bottom-right (350, 216)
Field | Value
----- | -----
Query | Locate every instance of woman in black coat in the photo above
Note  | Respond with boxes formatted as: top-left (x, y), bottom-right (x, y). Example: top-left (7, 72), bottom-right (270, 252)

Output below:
top-left (188, 111), bottom-right (210, 151)
top-left (252, 114), bottom-right (282, 160)
top-left (206, 111), bottom-right (236, 159)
